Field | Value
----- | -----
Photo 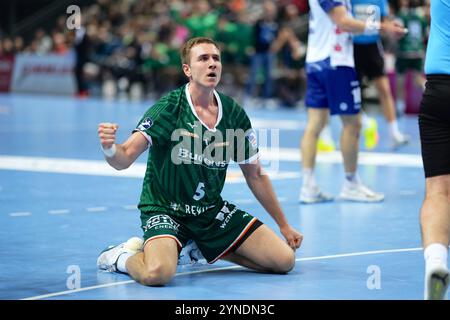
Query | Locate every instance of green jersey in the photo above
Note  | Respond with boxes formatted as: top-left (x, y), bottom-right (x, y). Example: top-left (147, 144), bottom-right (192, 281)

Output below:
top-left (397, 8), bottom-right (428, 58)
top-left (134, 84), bottom-right (259, 218)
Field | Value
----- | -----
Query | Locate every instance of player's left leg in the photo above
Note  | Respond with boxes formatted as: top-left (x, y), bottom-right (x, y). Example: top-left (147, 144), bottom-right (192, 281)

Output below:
top-left (373, 75), bottom-right (409, 148)
top-left (421, 175), bottom-right (450, 300)
top-left (222, 224), bottom-right (295, 274)
top-left (339, 114), bottom-right (384, 202)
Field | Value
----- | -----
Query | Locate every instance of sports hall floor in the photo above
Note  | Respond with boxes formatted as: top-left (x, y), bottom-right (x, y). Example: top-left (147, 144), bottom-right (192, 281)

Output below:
top-left (0, 92), bottom-right (442, 300)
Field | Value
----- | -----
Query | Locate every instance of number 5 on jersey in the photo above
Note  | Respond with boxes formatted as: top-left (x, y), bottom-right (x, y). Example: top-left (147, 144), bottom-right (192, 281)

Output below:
top-left (193, 182), bottom-right (206, 201)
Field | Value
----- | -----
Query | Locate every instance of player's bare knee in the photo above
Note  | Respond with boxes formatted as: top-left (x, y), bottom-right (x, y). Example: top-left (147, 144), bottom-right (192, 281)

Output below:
top-left (306, 121), bottom-right (326, 137)
top-left (343, 119), bottom-right (362, 133)
top-left (140, 263), bottom-right (175, 286)
top-left (273, 249), bottom-right (296, 274)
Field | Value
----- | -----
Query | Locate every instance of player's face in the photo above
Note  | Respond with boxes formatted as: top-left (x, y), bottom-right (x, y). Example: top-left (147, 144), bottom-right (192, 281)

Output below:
top-left (183, 43), bottom-right (222, 89)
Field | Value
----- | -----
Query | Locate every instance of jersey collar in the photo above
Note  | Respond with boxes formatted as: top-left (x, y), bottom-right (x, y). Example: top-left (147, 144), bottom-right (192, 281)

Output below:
top-left (185, 83), bottom-right (223, 132)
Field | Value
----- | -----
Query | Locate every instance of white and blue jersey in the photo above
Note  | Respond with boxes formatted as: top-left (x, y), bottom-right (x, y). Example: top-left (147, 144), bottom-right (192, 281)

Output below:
top-left (305, 0), bottom-right (362, 114)
top-left (352, 0), bottom-right (387, 44)
top-left (306, 0), bottom-right (355, 68)
top-left (424, 0), bottom-right (450, 75)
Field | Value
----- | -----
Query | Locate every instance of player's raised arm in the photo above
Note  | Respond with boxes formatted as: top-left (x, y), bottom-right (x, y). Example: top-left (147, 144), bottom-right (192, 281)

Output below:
top-left (98, 122), bottom-right (149, 170)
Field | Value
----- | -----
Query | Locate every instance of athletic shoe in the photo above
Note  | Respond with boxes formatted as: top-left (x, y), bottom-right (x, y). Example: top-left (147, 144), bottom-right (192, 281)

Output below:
top-left (317, 136), bottom-right (336, 152)
top-left (363, 117), bottom-right (379, 150)
top-left (391, 133), bottom-right (410, 150)
top-left (339, 181), bottom-right (384, 202)
top-left (97, 237), bottom-right (143, 272)
top-left (178, 240), bottom-right (206, 265)
top-left (425, 262), bottom-right (449, 300)
top-left (299, 186), bottom-right (334, 204)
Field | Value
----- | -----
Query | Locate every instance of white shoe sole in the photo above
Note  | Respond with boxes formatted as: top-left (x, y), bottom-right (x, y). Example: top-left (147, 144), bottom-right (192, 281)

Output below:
top-left (339, 193), bottom-right (385, 203)
top-left (299, 196), bottom-right (334, 204)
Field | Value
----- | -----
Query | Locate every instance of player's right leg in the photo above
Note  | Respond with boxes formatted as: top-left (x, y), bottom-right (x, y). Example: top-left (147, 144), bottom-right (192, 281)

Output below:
top-left (421, 175), bottom-right (450, 300)
top-left (97, 237), bottom-right (179, 286)
top-left (300, 108), bottom-right (334, 203)
top-left (373, 75), bottom-right (409, 149)
top-left (126, 237), bottom-right (179, 286)
top-left (419, 75), bottom-right (450, 299)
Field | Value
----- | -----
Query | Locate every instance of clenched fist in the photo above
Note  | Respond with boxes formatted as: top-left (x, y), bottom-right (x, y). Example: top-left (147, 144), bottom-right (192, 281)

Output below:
top-left (98, 123), bottom-right (119, 149)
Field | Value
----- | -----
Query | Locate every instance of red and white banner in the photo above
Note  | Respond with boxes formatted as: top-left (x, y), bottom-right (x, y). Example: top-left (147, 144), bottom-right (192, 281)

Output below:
top-left (11, 53), bottom-right (76, 95)
top-left (0, 55), bottom-right (15, 92)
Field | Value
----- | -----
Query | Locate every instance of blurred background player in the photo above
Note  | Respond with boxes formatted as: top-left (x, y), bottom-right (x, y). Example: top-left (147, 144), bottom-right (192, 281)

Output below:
top-left (418, 0), bottom-right (450, 301)
top-left (352, 0), bottom-right (410, 150)
top-left (299, 0), bottom-right (406, 204)
top-left (395, 0), bottom-right (428, 112)
top-left (317, 0), bottom-right (410, 152)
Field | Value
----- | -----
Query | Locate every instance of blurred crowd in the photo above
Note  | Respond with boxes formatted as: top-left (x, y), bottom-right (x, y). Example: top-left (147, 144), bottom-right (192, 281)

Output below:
top-left (0, 0), bottom-right (430, 108)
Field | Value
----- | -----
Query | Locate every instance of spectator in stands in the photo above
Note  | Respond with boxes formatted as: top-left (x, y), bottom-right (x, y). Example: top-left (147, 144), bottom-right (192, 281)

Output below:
top-left (13, 36), bottom-right (24, 53)
top-left (52, 31), bottom-right (69, 55)
top-left (1, 38), bottom-right (14, 57)
top-left (244, 0), bottom-right (279, 108)
top-left (271, 4), bottom-right (307, 107)
top-left (0, 0), bottom-right (311, 103)
top-left (74, 23), bottom-right (93, 97)
top-left (34, 28), bottom-right (52, 54)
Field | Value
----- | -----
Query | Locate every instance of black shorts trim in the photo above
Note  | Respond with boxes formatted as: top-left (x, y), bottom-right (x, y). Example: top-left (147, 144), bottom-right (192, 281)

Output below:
top-left (418, 74), bottom-right (450, 178)
top-left (231, 219), bottom-right (263, 252)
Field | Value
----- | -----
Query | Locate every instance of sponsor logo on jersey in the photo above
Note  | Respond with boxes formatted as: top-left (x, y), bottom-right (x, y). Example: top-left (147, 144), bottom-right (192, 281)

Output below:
top-left (215, 205), bottom-right (230, 221)
top-left (220, 207), bottom-right (238, 229)
top-left (172, 124), bottom-right (257, 166)
top-left (137, 117), bottom-right (153, 131)
top-left (245, 129), bottom-right (258, 150)
top-left (178, 147), bottom-right (227, 168)
top-left (213, 142), bottom-right (230, 147)
top-left (184, 204), bottom-right (215, 216)
top-left (215, 211), bottom-right (225, 221)
top-left (215, 203), bottom-right (237, 229)
top-left (180, 130), bottom-right (200, 139)
top-left (143, 214), bottom-right (180, 232)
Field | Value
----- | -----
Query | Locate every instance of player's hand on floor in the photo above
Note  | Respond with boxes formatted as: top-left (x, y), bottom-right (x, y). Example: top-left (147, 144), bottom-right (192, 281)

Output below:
top-left (280, 225), bottom-right (303, 250)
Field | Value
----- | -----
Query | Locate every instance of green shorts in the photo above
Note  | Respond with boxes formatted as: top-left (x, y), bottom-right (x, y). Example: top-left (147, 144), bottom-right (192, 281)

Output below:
top-left (396, 57), bottom-right (423, 74)
top-left (140, 201), bottom-right (261, 263)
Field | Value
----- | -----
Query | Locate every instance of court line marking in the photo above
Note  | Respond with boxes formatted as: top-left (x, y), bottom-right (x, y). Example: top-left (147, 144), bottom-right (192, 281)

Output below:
top-left (86, 207), bottom-right (107, 212)
top-left (0, 150), bottom-right (421, 182)
top-left (48, 209), bottom-right (70, 215)
top-left (6, 204), bottom-right (138, 219)
top-left (251, 119), bottom-right (306, 130)
top-left (22, 246), bottom-right (422, 300)
top-left (9, 212), bottom-right (32, 217)
top-left (122, 205), bottom-right (137, 210)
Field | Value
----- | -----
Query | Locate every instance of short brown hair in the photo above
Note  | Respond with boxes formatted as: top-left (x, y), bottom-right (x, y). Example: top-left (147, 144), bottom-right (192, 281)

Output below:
top-left (180, 37), bottom-right (220, 65)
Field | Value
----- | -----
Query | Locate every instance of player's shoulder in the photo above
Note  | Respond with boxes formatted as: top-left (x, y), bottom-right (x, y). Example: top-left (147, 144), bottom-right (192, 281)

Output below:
top-left (316, 0), bottom-right (346, 13)
top-left (216, 90), bottom-right (247, 116)
top-left (146, 86), bottom-right (186, 117)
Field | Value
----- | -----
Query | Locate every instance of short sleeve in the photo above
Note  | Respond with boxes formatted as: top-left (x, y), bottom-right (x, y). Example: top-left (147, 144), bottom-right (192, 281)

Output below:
top-left (318, 0), bottom-right (344, 13)
top-left (133, 99), bottom-right (176, 147)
